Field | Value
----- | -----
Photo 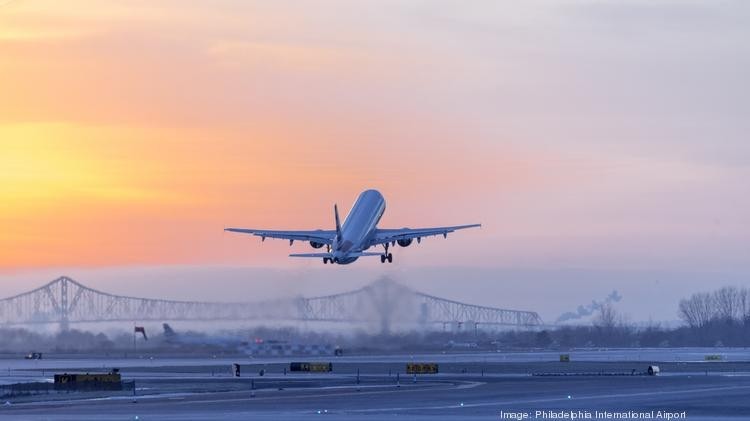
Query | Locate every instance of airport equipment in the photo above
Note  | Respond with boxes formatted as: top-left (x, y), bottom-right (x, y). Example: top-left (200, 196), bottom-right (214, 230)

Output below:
top-left (24, 352), bottom-right (42, 360)
top-left (705, 355), bottom-right (723, 361)
top-left (647, 365), bottom-right (660, 376)
top-left (289, 362), bottom-right (332, 372)
top-left (559, 354), bottom-right (570, 362)
top-left (406, 363), bottom-right (439, 374)
top-left (0, 277), bottom-right (543, 332)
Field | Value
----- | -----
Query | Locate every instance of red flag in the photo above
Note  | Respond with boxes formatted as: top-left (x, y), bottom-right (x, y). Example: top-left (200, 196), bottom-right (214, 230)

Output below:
top-left (134, 326), bottom-right (148, 340)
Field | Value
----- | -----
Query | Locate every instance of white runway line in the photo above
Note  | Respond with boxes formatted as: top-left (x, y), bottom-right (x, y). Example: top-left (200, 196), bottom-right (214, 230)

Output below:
top-left (342, 384), bottom-right (750, 414)
top-left (172, 380), bottom-right (484, 406)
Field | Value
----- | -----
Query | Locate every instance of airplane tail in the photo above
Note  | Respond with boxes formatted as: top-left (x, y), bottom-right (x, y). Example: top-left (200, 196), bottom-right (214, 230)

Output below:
top-left (162, 323), bottom-right (176, 338)
top-left (334, 204), bottom-right (342, 241)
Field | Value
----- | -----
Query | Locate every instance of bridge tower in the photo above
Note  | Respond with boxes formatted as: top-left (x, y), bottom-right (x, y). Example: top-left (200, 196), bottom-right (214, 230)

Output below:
top-left (59, 277), bottom-right (69, 331)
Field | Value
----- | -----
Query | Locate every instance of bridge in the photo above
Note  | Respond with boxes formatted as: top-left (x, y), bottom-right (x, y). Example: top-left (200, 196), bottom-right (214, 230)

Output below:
top-left (0, 276), bottom-right (543, 332)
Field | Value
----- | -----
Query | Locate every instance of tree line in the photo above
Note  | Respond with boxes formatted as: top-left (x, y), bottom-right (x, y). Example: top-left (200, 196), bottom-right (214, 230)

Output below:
top-left (494, 285), bottom-right (750, 349)
top-left (678, 286), bottom-right (750, 328)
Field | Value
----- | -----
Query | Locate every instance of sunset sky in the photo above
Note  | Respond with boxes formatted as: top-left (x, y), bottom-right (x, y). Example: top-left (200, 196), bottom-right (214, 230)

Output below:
top-left (1, 1), bottom-right (748, 320)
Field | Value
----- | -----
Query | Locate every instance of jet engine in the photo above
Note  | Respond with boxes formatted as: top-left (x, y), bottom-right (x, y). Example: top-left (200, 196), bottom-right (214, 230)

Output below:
top-left (397, 239), bottom-right (413, 247)
top-left (310, 241), bottom-right (325, 249)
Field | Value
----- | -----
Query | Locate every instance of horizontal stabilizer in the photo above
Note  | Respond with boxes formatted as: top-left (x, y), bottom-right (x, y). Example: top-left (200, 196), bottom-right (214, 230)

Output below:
top-left (289, 253), bottom-right (332, 258)
top-left (288, 252), bottom-right (383, 258)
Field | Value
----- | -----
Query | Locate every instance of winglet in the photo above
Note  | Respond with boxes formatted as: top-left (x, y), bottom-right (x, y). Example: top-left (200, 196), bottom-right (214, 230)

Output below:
top-left (334, 204), bottom-right (342, 241)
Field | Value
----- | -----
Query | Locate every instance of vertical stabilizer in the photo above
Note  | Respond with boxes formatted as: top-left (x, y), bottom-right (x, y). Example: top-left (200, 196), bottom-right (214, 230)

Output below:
top-left (334, 204), bottom-right (342, 241)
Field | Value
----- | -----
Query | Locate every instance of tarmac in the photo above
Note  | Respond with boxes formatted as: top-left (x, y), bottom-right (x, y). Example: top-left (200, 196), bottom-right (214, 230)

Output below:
top-left (1, 349), bottom-right (749, 420)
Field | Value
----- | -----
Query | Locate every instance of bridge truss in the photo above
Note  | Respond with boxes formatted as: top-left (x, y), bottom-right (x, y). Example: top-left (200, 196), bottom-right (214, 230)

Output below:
top-left (0, 277), bottom-right (542, 331)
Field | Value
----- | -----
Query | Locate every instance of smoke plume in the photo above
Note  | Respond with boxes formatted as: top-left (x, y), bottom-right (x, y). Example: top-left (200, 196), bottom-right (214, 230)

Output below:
top-left (556, 290), bottom-right (623, 323)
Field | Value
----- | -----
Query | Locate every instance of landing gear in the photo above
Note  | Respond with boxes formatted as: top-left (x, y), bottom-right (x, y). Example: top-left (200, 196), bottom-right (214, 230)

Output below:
top-left (323, 257), bottom-right (331, 264)
top-left (380, 243), bottom-right (393, 263)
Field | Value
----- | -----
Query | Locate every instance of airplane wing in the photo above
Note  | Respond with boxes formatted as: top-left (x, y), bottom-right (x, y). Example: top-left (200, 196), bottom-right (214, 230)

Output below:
top-left (224, 228), bottom-right (336, 245)
top-left (370, 224), bottom-right (481, 246)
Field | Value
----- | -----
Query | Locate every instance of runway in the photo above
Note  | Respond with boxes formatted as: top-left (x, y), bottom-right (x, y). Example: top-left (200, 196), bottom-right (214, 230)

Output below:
top-left (2, 350), bottom-right (750, 420)
top-left (3, 374), bottom-right (750, 420)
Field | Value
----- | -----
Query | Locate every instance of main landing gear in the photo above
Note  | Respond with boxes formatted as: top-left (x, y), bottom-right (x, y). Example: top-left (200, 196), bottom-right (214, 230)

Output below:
top-left (323, 257), bottom-right (331, 264)
top-left (380, 243), bottom-right (393, 263)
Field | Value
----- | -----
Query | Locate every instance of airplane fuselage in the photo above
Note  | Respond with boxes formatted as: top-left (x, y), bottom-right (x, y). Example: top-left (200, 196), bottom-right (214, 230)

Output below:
top-left (332, 189), bottom-right (386, 264)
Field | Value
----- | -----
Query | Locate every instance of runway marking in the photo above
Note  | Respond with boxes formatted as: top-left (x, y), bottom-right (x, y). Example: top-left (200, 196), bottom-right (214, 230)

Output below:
top-left (172, 380), bottom-right (484, 406)
top-left (3, 381), bottom-right (750, 417)
top-left (341, 383), bottom-right (750, 413)
top-left (0, 380), bottom-right (483, 410)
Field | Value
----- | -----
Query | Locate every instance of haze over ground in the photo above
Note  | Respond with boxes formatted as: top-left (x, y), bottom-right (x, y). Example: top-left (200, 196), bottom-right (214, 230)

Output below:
top-left (1, 1), bottom-right (748, 323)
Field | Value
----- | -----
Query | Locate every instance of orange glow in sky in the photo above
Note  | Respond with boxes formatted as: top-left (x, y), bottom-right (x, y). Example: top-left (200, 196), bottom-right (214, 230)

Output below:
top-left (1, 1), bottom-right (748, 272)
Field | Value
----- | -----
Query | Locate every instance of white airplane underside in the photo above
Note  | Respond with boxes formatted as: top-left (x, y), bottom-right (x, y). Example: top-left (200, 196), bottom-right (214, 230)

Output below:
top-left (225, 189), bottom-right (480, 265)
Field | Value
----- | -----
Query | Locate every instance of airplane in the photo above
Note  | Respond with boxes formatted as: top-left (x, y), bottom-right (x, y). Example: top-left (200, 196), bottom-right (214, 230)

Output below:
top-left (225, 189), bottom-right (480, 265)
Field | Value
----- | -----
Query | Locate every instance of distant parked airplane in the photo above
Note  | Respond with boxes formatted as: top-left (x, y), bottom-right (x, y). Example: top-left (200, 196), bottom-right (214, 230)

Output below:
top-left (225, 189), bottom-right (480, 265)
